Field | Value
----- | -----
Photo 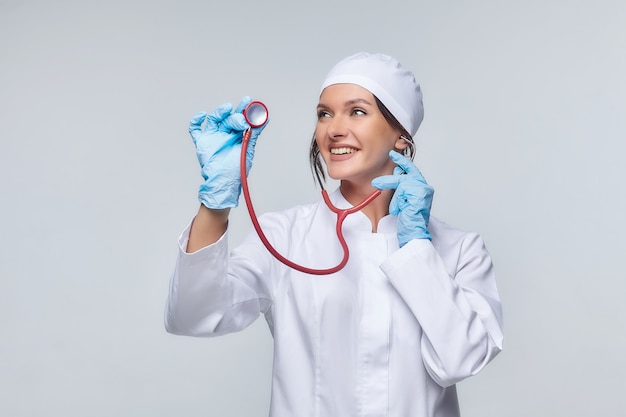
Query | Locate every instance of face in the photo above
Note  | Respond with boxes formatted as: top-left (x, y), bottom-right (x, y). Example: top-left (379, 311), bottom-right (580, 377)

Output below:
top-left (315, 84), bottom-right (407, 186)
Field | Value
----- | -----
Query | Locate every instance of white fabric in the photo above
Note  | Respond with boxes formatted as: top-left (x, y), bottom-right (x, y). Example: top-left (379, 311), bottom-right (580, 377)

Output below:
top-left (320, 52), bottom-right (424, 136)
top-left (165, 189), bottom-right (503, 417)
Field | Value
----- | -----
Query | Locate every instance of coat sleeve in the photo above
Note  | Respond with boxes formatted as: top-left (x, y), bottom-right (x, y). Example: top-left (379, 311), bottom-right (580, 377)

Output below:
top-left (164, 222), bottom-right (273, 337)
top-left (380, 232), bottom-right (503, 387)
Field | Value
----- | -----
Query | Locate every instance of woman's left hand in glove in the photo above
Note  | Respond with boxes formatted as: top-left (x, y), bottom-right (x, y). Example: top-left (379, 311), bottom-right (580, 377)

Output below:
top-left (371, 150), bottom-right (434, 247)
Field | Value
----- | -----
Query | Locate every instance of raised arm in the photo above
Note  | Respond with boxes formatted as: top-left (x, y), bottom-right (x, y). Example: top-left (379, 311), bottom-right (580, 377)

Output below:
top-left (186, 206), bottom-right (229, 252)
top-left (185, 96), bottom-right (267, 252)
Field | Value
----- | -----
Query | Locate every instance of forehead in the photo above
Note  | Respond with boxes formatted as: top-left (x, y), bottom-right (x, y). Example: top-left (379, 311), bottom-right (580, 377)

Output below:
top-left (318, 83), bottom-right (375, 106)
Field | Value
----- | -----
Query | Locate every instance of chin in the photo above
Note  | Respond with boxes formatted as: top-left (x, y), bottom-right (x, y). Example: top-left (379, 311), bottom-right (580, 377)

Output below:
top-left (327, 171), bottom-right (342, 180)
top-left (326, 168), bottom-right (351, 181)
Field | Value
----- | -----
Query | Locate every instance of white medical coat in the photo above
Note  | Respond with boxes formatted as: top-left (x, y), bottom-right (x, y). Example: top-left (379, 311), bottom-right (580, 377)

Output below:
top-left (165, 189), bottom-right (503, 417)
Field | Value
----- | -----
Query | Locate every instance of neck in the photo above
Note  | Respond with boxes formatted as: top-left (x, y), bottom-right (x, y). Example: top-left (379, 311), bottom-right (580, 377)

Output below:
top-left (339, 181), bottom-right (393, 233)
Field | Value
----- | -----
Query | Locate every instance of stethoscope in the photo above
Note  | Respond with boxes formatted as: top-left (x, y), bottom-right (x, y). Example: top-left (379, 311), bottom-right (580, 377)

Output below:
top-left (240, 101), bottom-right (381, 275)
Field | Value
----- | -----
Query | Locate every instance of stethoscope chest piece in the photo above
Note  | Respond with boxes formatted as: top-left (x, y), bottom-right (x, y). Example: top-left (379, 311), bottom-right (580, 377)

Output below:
top-left (243, 101), bottom-right (269, 128)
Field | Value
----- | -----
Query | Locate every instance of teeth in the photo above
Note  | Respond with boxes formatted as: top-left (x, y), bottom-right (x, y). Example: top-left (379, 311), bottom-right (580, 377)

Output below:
top-left (331, 147), bottom-right (356, 155)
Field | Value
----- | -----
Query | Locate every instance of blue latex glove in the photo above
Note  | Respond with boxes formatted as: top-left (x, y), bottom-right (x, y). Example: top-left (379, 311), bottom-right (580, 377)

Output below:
top-left (371, 150), bottom-right (434, 246)
top-left (188, 96), bottom-right (267, 209)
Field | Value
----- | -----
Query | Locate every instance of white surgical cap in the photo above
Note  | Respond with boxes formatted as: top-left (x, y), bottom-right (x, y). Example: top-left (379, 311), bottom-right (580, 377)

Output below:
top-left (320, 52), bottom-right (424, 136)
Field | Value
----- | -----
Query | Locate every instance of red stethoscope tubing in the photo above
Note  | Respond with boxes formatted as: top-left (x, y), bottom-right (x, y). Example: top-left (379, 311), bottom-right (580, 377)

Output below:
top-left (240, 128), bottom-right (380, 275)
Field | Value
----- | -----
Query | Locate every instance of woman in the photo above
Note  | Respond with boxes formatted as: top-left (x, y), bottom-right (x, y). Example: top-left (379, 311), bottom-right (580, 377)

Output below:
top-left (165, 52), bottom-right (504, 417)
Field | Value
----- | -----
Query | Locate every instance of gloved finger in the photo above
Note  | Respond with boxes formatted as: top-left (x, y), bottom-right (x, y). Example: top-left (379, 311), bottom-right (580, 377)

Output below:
top-left (371, 173), bottom-right (402, 190)
top-left (390, 178), bottom-right (430, 215)
top-left (244, 118), bottom-right (269, 172)
top-left (390, 183), bottom-right (418, 215)
top-left (248, 116), bottom-right (269, 143)
top-left (388, 150), bottom-right (428, 184)
top-left (234, 96), bottom-right (252, 114)
top-left (222, 112), bottom-right (248, 133)
top-left (205, 102), bottom-right (234, 132)
top-left (387, 188), bottom-right (399, 215)
top-left (189, 111), bottom-right (207, 142)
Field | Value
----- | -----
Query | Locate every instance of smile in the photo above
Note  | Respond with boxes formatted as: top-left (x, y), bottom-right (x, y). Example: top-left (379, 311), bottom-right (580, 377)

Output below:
top-left (330, 147), bottom-right (358, 155)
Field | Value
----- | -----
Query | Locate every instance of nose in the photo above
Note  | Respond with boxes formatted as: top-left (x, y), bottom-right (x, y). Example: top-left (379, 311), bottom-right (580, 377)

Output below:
top-left (325, 114), bottom-right (348, 140)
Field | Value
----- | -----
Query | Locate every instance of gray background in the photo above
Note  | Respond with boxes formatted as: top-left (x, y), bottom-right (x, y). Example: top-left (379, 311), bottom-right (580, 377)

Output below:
top-left (1, 0), bottom-right (624, 416)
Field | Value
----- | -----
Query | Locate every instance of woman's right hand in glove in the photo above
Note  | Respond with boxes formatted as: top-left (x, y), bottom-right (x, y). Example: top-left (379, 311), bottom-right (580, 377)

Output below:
top-left (188, 96), bottom-right (268, 209)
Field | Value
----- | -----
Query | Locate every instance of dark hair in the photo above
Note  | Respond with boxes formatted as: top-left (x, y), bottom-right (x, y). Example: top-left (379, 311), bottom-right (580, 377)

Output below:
top-left (309, 95), bottom-right (416, 189)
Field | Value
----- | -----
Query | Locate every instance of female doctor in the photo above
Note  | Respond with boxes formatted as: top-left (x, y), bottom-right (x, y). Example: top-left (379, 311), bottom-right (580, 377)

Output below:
top-left (165, 52), bottom-right (504, 417)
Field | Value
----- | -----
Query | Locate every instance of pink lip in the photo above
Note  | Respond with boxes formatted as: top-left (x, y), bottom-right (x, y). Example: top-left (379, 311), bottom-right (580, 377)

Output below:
top-left (329, 152), bottom-right (356, 162)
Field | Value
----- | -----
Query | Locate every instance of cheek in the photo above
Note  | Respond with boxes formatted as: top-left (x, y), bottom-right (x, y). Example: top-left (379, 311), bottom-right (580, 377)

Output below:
top-left (373, 133), bottom-right (399, 154)
top-left (368, 123), bottom-right (399, 147)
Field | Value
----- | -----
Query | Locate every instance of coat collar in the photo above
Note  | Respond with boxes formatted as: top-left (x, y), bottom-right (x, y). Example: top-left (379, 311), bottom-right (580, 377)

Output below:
top-left (327, 188), bottom-right (398, 234)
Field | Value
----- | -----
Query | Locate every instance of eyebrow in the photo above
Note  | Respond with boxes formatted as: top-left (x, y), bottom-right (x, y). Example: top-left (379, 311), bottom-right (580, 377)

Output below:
top-left (317, 97), bottom-right (373, 110)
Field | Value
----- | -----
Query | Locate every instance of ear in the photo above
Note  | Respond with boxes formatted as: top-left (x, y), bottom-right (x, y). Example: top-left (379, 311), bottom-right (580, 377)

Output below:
top-left (394, 135), bottom-right (410, 152)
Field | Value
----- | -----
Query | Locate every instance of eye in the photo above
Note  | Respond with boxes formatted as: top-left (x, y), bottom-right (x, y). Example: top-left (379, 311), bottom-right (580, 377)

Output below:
top-left (317, 110), bottom-right (331, 119)
top-left (352, 108), bottom-right (366, 116)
